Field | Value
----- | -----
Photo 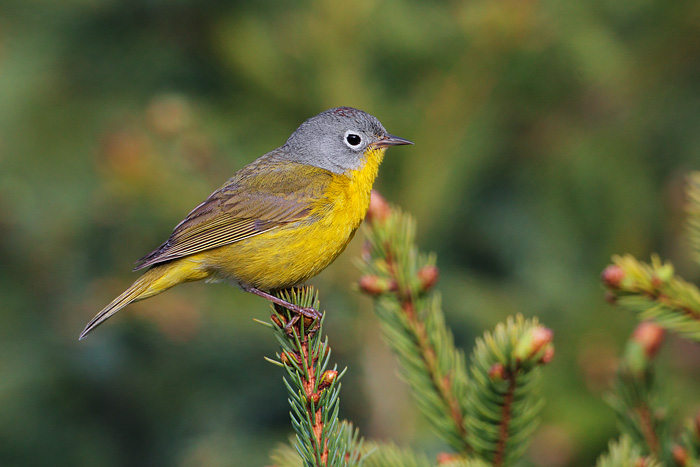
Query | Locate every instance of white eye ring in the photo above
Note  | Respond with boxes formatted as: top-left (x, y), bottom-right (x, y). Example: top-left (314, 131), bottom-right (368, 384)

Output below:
top-left (344, 130), bottom-right (363, 149)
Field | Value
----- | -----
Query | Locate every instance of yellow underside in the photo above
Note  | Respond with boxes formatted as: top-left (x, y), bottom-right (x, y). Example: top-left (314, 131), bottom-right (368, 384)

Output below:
top-left (151, 146), bottom-right (386, 292)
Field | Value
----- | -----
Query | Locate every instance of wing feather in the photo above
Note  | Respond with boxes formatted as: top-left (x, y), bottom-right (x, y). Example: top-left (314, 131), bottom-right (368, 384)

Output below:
top-left (134, 154), bottom-right (334, 270)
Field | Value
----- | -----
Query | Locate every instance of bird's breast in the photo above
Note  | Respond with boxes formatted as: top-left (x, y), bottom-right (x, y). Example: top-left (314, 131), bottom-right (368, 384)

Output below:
top-left (201, 148), bottom-right (385, 290)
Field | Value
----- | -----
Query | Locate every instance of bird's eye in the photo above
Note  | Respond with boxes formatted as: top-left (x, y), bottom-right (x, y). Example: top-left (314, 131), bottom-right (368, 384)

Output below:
top-left (345, 131), bottom-right (362, 148)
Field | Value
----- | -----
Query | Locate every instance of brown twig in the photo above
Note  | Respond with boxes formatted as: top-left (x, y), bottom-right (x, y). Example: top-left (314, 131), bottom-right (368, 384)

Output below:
top-left (298, 334), bottom-right (328, 465)
top-left (635, 404), bottom-right (660, 457)
top-left (386, 251), bottom-right (470, 450)
top-left (493, 371), bottom-right (517, 467)
top-left (275, 307), bottom-right (330, 466)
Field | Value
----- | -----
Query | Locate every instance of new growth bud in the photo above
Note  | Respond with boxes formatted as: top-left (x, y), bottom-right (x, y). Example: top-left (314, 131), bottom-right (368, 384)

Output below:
top-left (367, 190), bottom-right (391, 223)
top-left (308, 392), bottom-right (320, 405)
top-left (436, 453), bottom-right (461, 464)
top-left (515, 326), bottom-right (554, 362)
top-left (632, 321), bottom-right (665, 358)
top-left (488, 363), bottom-right (507, 381)
top-left (540, 345), bottom-right (555, 365)
top-left (672, 444), bottom-right (688, 466)
top-left (358, 275), bottom-right (396, 295)
top-left (417, 265), bottom-right (439, 292)
top-left (320, 370), bottom-right (338, 389)
top-left (271, 314), bottom-right (285, 328)
top-left (601, 264), bottom-right (625, 289)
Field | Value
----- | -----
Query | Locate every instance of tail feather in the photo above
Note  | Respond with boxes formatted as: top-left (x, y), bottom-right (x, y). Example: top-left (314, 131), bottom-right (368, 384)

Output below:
top-left (80, 266), bottom-right (174, 340)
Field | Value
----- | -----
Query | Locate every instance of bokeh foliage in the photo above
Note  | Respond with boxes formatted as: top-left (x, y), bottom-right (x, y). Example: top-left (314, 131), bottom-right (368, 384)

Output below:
top-left (1, 0), bottom-right (699, 465)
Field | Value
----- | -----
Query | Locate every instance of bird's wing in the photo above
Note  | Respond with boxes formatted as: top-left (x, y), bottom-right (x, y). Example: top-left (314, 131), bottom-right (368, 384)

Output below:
top-left (134, 158), bottom-right (334, 270)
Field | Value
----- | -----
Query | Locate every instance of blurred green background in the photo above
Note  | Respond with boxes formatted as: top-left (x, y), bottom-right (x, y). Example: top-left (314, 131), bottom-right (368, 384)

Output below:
top-left (2, 0), bottom-right (700, 465)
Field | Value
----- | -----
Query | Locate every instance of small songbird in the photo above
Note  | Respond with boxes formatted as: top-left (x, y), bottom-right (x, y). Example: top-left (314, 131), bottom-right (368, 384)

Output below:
top-left (80, 107), bottom-right (412, 339)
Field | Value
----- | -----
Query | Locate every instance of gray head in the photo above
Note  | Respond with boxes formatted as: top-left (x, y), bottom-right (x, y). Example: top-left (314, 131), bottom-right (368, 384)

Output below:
top-left (283, 107), bottom-right (412, 173)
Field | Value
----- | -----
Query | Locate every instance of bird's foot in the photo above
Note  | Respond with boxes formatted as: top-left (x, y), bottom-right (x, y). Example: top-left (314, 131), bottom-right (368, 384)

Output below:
top-left (244, 286), bottom-right (322, 334)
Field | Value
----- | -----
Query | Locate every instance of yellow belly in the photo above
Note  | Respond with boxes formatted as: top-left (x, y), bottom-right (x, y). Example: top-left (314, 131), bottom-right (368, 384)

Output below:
top-left (186, 151), bottom-right (382, 290)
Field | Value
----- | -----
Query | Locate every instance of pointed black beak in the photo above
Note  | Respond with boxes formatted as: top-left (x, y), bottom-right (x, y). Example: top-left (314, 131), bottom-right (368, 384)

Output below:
top-left (373, 134), bottom-right (414, 148)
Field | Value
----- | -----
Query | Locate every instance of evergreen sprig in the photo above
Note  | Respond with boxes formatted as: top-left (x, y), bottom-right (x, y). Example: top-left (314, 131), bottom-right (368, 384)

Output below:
top-left (601, 172), bottom-right (700, 342)
top-left (605, 322), bottom-right (670, 461)
top-left (596, 436), bottom-right (662, 467)
top-left (357, 192), bottom-right (553, 465)
top-left (261, 287), bottom-right (362, 467)
top-left (466, 315), bottom-right (552, 465)
top-left (270, 422), bottom-right (365, 467)
top-left (600, 173), bottom-right (700, 465)
top-left (602, 254), bottom-right (700, 342)
top-left (357, 194), bottom-right (470, 453)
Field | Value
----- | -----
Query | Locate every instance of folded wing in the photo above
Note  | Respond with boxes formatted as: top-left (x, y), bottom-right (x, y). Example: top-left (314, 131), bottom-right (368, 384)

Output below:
top-left (134, 155), bottom-right (334, 270)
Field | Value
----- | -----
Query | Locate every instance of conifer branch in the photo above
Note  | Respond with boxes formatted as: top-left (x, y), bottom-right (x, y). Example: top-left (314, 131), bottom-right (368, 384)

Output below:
top-left (466, 315), bottom-right (553, 466)
top-left (602, 255), bottom-right (700, 342)
top-left (357, 193), bottom-right (470, 453)
top-left (271, 433), bottom-right (493, 467)
top-left (357, 192), bottom-right (553, 464)
top-left (600, 173), bottom-right (700, 342)
top-left (262, 287), bottom-right (362, 467)
top-left (270, 422), bottom-right (365, 467)
top-left (596, 436), bottom-right (662, 467)
top-left (605, 322), bottom-right (670, 461)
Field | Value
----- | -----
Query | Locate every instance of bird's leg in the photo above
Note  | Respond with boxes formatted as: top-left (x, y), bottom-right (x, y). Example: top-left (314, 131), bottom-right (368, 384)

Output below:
top-left (243, 286), bottom-right (323, 324)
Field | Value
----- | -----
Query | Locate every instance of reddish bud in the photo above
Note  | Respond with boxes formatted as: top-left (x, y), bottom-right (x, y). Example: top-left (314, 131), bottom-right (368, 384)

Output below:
top-left (271, 314), bottom-right (284, 328)
top-left (302, 315), bottom-right (315, 330)
top-left (417, 265), bottom-right (439, 292)
top-left (308, 392), bottom-right (320, 405)
top-left (367, 190), bottom-right (391, 223)
top-left (320, 370), bottom-right (338, 388)
top-left (532, 327), bottom-right (554, 354)
top-left (632, 321), bottom-right (665, 358)
top-left (695, 409), bottom-right (700, 437)
top-left (358, 275), bottom-right (395, 295)
top-left (540, 346), bottom-right (555, 365)
top-left (436, 452), bottom-right (461, 464)
top-left (281, 351), bottom-right (301, 366)
top-left (672, 444), bottom-right (688, 466)
top-left (488, 363), bottom-right (507, 381)
top-left (601, 265), bottom-right (625, 289)
top-left (515, 326), bottom-right (554, 362)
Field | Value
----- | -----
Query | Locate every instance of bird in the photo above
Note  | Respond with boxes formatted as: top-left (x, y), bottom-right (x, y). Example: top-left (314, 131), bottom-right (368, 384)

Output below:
top-left (80, 107), bottom-right (412, 339)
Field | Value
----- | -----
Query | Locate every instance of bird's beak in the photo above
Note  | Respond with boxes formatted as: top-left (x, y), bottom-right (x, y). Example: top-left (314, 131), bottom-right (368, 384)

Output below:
top-left (372, 134), bottom-right (414, 148)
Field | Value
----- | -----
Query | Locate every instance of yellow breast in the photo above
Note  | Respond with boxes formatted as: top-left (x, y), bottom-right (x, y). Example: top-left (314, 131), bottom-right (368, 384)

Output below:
top-left (195, 147), bottom-right (386, 290)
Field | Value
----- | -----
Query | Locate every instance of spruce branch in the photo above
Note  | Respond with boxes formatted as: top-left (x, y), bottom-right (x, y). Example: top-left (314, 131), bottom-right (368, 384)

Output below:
top-left (262, 287), bottom-right (362, 467)
top-left (596, 436), bottom-right (662, 467)
top-left (466, 315), bottom-right (553, 466)
top-left (605, 322), bottom-right (671, 461)
top-left (600, 173), bottom-right (700, 342)
top-left (357, 192), bottom-right (553, 465)
top-left (357, 192), bottom-right (470, 453)
top-left (270, 422), bottom-right (365, 467)
top-left (602, 255), bottom-right (700, 342)
top-left (271, 433), bottom-right (493, 467)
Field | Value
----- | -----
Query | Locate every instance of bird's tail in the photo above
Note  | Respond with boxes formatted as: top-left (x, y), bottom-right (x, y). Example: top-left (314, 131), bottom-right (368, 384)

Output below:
top-left (79, 261), bottom-right (204, 340)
